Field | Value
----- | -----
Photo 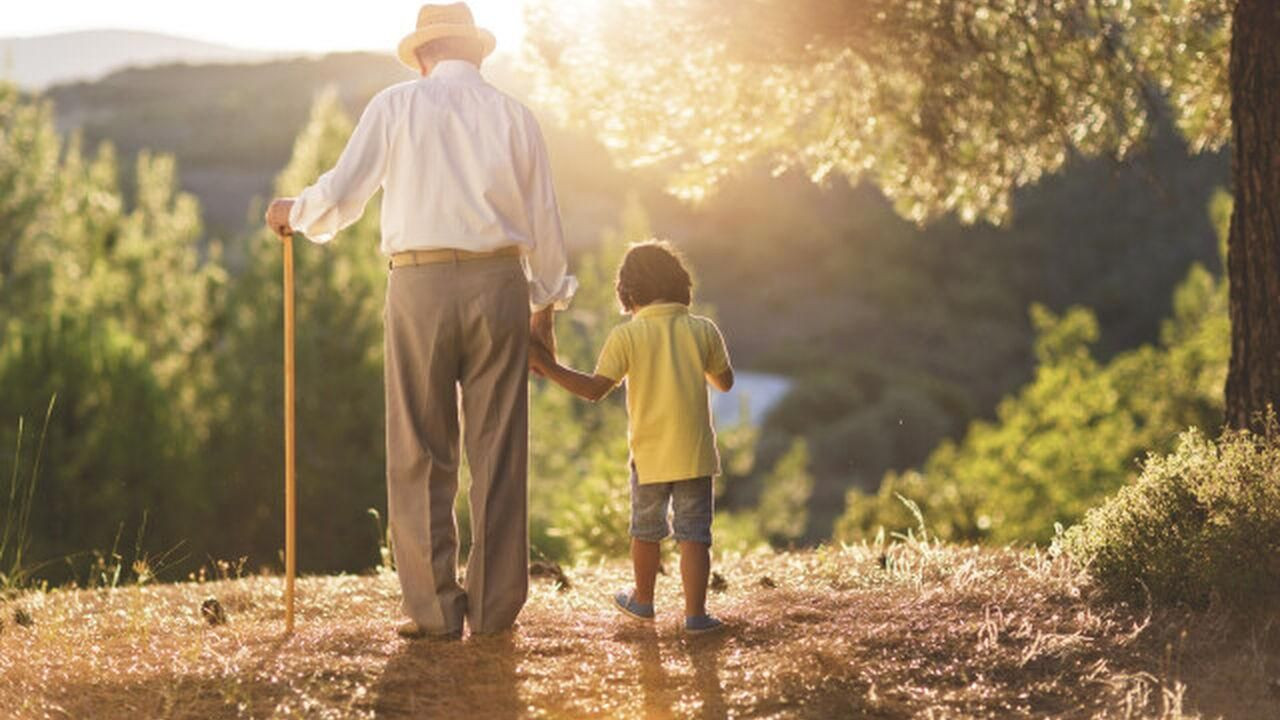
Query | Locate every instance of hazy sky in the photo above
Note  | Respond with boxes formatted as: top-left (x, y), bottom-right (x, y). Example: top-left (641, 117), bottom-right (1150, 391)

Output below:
top-left (3, 1), bottom-right (529, 54)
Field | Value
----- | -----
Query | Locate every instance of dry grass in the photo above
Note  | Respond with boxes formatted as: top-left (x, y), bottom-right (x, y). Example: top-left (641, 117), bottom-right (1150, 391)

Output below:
top-left (1, 542), bottom-right (1277, 719)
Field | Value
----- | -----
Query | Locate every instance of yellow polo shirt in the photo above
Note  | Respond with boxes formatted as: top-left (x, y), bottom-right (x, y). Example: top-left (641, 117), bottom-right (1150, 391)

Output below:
top-left (595, 303), bottom-right (731, 484)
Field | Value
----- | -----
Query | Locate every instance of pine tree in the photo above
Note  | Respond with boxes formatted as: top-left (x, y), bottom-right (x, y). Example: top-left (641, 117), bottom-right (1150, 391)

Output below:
top-left (206, 90), bottom-right (389, 573)
top-left (0, 85), bottom-right (220, 576)
top-left (0, 84), bottom-right (62, 336)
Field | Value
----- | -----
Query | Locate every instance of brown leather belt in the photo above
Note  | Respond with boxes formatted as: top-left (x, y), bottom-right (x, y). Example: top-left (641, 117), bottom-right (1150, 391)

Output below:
top-left (389, 245), bottom-right (521, 269)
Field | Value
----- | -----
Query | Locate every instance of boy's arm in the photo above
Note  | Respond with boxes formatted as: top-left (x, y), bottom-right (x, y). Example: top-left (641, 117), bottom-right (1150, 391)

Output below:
top-left (530, 342), bottom-right (616, 402)
top-left (546, 364), bottom-right (617, 402)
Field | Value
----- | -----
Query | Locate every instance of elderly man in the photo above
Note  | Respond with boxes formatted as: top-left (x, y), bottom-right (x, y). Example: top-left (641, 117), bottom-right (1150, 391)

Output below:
top-left (265, 2), bottom-right (575, 639)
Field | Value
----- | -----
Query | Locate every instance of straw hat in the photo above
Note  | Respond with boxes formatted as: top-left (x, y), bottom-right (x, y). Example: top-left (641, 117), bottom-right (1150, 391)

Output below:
top-left (397, 3), bottom-right (496, 71)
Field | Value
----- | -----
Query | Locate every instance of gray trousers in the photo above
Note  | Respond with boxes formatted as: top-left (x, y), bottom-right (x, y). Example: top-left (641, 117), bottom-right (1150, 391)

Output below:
top-left (384, 255), bottom-right (530, 634)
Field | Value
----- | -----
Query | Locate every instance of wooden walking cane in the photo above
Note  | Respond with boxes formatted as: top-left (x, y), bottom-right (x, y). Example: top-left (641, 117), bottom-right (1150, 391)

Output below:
top-left (281, 231), bottom-right (297, 634)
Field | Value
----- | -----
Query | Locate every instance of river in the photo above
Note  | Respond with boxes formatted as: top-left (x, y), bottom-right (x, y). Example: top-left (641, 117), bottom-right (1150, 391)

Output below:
top-left (710, 371), bottom-right (792, 430)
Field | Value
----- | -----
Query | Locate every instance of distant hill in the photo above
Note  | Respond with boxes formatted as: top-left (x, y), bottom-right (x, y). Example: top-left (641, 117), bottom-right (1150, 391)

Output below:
top-left (44, 52), bottom-right (410, 236)
top-left (0, 29), bottom-right (273, 90)
top-left (43, 52), bottom-right (632, 242)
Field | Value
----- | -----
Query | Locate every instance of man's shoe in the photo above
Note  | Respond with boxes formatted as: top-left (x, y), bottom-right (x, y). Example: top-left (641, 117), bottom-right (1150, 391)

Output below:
top-left (396, 620), bottom-right (461, 640)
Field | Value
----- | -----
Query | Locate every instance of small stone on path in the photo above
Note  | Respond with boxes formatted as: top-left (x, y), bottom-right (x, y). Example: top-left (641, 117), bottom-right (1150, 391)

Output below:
top-left (529, 560), bottom-right (572, 591)
top-left (201, 597), bottom-right (227, 625)
top-left (710, 571), bottom-right (728, 592)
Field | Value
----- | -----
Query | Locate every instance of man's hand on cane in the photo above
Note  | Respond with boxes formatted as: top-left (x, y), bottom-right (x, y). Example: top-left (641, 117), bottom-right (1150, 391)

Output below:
top-left (266, 198), bottom-right (296, 237)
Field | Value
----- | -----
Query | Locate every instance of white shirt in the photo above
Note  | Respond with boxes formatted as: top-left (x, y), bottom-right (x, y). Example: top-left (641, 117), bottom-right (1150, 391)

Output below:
top-left (288, 60), bottom-right (577, 310)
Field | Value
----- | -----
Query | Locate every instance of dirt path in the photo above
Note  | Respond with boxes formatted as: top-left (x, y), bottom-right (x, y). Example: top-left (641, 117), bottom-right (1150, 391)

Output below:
top-left (2, 545), bottom-right (1276, 718)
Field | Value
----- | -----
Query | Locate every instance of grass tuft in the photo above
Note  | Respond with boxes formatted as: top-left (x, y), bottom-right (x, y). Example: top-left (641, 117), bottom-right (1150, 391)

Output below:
top-left (1, 395), bottom-right (56, 594)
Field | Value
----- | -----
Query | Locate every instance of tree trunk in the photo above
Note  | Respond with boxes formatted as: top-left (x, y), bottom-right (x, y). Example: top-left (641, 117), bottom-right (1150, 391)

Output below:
top-left (1224, 0), bottom-right (1280, 432)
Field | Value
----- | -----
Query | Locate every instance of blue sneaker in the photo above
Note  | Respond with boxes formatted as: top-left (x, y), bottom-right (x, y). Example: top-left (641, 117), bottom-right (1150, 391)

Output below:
top-left (613, 589), bottom-right (655, 621)
top-left (684, 614), bottom-right (724, 635)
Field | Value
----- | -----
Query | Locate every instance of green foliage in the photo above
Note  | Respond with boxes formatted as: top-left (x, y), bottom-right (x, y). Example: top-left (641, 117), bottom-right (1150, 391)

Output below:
top-left (57, 144), bottom-right (225, 437)
top-left (0, 316), bottom-right (192, 575)
top-left (756, 438), bottom-right (814, 546)
top-left (1061, 424), bottom-right (1280, 609)
top-left (764, 364), bottom-right (968, 496)
top-left (0, 85), bottom-right (218, 583)
top-left (203, 90), bottom-right (389, 574)
top-left (836, 192), bottom-right (1232, 545)
top-left (710, 409), bottom-right (769, 555)
top-left (0, 84), bottom-right (62, 333)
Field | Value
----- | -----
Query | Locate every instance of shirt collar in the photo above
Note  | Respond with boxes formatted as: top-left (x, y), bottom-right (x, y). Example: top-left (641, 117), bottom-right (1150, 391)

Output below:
top-left (428, 60), bottom-right (485, 84)
top-left (634, 302), bottom-right (690, 319)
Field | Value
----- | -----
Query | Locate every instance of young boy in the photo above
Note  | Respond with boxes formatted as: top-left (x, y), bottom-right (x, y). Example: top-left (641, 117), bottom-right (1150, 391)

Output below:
top-left (529, 240), bottom-right (734, 634)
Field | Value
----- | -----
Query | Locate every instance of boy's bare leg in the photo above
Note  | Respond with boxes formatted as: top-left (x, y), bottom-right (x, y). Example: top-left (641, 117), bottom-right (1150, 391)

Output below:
top-left (631, 539), bottom-right (661, 604)
top-left (679, 540), bottom-right (710, 617)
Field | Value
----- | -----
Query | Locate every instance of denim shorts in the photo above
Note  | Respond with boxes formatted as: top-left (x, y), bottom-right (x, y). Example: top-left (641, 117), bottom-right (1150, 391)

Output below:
top-left (629, 464), bottom-right (714, 545)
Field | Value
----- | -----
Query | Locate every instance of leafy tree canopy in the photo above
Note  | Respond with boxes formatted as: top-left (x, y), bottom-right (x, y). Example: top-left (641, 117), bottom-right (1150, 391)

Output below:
top-left (527, 0), bottom-right (1230, 224)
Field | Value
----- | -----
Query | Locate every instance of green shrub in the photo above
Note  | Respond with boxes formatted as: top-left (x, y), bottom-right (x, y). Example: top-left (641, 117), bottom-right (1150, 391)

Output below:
top-left (836, 191), bottom-right (1233, 545)
top-left (756, 438), bottom-right (814, 545)
top-left (835, 467), bottom-right (985, 543)
top-left (1061, 424), bottom-right (1280, 609)
top-left (0, 316), bottom-right (194, 582)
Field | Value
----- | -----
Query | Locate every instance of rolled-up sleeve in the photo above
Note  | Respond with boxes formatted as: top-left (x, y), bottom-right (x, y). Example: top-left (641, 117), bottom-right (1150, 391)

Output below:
top-left (288, 95), bottom-right (390, 244)
top-left (520, 110), bottom-right (577, 311)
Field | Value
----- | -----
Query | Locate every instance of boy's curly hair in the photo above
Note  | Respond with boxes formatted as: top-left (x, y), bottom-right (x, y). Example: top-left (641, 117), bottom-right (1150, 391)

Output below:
top-left (615, 240), bottom-right (693, 312)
